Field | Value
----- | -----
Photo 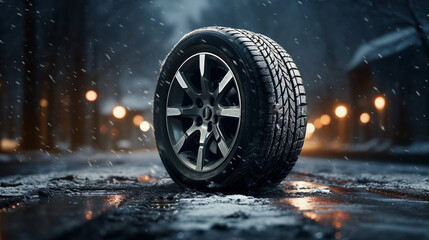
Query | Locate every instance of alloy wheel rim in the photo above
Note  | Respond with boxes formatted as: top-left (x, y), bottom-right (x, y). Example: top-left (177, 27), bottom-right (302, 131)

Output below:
top-left (166, 52), bottom-right (241, 172)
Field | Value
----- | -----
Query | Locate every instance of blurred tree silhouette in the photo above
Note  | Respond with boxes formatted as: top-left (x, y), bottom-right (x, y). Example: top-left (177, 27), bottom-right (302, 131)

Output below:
top-left (1, 0), bottom-right (428, 153)
top-left (0, 0), bottom-right (173, 151)
top-left (21, 0), bottom-right (40, 150)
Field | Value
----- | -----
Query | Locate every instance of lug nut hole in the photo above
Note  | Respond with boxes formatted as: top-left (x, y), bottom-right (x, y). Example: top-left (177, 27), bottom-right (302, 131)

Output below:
top-left (196, 99), bottom-right (203, 108)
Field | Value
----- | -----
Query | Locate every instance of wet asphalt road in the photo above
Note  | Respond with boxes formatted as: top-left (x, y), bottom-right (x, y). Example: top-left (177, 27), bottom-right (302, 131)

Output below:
top-left (0, 151), bottom-right (428, 240)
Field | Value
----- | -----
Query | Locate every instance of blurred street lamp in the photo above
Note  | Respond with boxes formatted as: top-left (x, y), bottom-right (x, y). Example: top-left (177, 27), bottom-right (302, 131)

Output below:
top-left (139, 121), bottom-right (151, 132)
top-left (85, 90), bottom-right (98, 102)
top-left (85, 89), bottom-right (100, 149)
top-left (334, 105), bottom-right (348, 143)
top-left (39, 99), bottom-right (48, 108)
top-left (360, 112), bottom-right (370, 124)
top-left (374, 96), bottom-right (385, 110)
top-left (133, 115), bottom-right (144, 126)
top-left (335, 105), bottom-right (348, 118)
top-left (320, 114), bottom-right (331, 125)
top-left (374, 96), bottom-right (387, 138)
top-left (113, 106), bottom-right (126, 119)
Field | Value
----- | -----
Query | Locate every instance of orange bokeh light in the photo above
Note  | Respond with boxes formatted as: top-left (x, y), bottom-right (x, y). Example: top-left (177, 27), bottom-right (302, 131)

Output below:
top-left (360, 112), bottom-right (370, 124)
top-left (314, 119), bottom-right (323, 129)
top-left (335, 105), bottom-right (347, 118)
top-left (85, 90), bottom-right (98, 102)
top-left (320, 114), bottom-right (331, 125)
top-left (133, 115), bottom-right (144, 126)
top-left (374, 96), bottom-right (385, 110)
top-left (39, 98), bottom-right (48, 107)
top-left (112, 106), bottom-right (126, 119)
top-left (139, 121), bottom-right (151, 132)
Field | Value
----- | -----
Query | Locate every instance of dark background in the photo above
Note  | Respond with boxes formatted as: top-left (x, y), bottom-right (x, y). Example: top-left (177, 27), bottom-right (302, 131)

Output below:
top-left (1, 0), bottom-right (428, 159)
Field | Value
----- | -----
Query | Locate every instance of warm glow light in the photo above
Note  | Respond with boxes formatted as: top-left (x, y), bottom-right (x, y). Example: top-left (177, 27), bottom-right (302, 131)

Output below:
top-left (360, 112), bottom-right (370, 124)
top-left (39, 98), bottom-right (48, 107)
top-left (320, 114), bottom-right (331, 125)
top-left (85, 210), bottom-right (93, 220)
top-left (277, 181), bottom-right (351, 230)
top-left (307, 123), bottom-right (315, 134)
top-left (137, 174), bottom-right (157, 182)
top-left (374, 96), bottom-right (385, 110)
top-left (133, 115), bottom-right (144, 126)
top-left (140, 121), bottom-right (151, 132)
top-left (0, 138), bottom-right (18, 152)
top-left (106, 195), bottom-right (125, 208)
top-left (335, 105), bottom-right (347, 118)
top-left (314, 119), bottom-right (323, 129)
top-left (113, 106), bottom-right (126, 119)
top-left (305, 123), bottom-right (315, 139)
top-left (99, 125), bottom-right (108, 134)
top-left (85, 90), bottom-right (97, 101)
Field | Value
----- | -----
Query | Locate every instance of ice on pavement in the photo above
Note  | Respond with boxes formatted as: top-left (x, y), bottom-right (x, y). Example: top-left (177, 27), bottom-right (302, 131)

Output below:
top-left (172, 194), bottom-right (298, 231)
top-left (294, 157), bottom-right (429, 195)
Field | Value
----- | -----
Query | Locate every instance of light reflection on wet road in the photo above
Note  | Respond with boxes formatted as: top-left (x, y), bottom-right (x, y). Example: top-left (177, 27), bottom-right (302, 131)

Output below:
top-left (278, 181), bottom-right (351, 232)
top-left (0, 193), bottom-right (127, 239)
top-left (0, 152), bottom-right (428, 239)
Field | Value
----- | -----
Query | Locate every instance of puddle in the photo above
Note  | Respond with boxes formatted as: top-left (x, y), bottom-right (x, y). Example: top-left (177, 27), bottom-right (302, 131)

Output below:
top-left (283, 181), bottom-right (332, 194)
top-left (277, 197), bottom-right (350, 229)
top-left (277, 179), bottom-right (429, 239)
top-left (274, 180), bottom-right (351, 238)
top-left (1, 176), bottom-right (428, 240)
top-left (0, 193), bottom-right (126, 239)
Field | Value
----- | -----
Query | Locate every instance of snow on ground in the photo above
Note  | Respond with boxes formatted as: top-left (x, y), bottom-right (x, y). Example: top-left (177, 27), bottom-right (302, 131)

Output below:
top-left (1, 152), bottom-right (428, 198)
top-left (294, 157), bottom-right (429, 197)
top-left (1, 152), bottom-right (429, 240)
top-left (0, 151), bottom-right (166, 197)
top-left (172, 194), bottom-right (297, 231)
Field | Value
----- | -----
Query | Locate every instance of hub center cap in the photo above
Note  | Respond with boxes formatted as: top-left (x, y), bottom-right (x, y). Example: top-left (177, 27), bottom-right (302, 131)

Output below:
top-left (203, 106), bottom-right (212, 120)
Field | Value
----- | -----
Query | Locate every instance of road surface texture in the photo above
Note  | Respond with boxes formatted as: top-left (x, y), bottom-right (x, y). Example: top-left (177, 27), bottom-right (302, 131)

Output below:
top-left (0, 151), bottom-right (428, 240)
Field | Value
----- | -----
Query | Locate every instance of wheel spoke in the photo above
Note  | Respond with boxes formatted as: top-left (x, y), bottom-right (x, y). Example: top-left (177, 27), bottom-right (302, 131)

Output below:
top-left (196, 125), bottom-right (212, 171)
top-left (217, 106), bottom-right (240, 118)
top-left (213, 126), bottom-right (229, 157)
top-left (199, 126), bottom-right (208, 145)
top-left (173, 135), bottom-right (187, 153)
top-left (175, 71), bottom-right (188, 89)
top-left (199, 54), bottom-right (205, 77)
top-left (166, 107), bottom-right (181, 116)
top-left (199, 54), bottom-right (209, 95)
top-left (196, 146), bottom-right (204, 171)
top-left (218, 69), bottom-right (233, 94)
top-left (217, 138), bottom-right (229, 157)
top-left (167, 106), bottom-right (199, 117)
top-left (175, 71), bottom-right (199, 99)
top-left (173, 124), bottom-right (199, 152)
top-left (213, 124), bottom-right (223, 141)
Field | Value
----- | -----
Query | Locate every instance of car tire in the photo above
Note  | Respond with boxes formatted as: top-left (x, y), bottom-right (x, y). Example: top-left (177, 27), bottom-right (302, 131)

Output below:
top-left (153, 26), bottom-right (307, 191)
